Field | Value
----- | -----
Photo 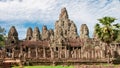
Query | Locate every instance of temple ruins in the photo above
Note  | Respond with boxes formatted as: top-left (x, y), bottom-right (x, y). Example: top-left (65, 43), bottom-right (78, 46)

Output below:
top-left (0, 7), bottom-right (120, 65)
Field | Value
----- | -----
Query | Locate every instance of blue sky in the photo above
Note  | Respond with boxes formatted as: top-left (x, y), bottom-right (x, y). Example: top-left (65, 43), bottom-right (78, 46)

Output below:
top-left (0, 0), bottom-right (120, 39)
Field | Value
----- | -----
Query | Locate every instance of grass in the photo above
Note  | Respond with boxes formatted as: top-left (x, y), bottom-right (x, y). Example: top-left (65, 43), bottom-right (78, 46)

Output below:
top-left (12, 65), bottom-right (74, 68)
top-left (12, 64), bottom-right (120, 68)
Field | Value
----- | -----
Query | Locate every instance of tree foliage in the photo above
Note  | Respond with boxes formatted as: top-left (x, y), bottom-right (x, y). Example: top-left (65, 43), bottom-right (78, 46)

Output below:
top-left (94, 16), bottom-right (120, 44)
top-left (0, 26), bottom-right (5, 34)
top-left (115, 31), bottom-right (120, 42)
top-left (0, 26), bottom-right (6, 47)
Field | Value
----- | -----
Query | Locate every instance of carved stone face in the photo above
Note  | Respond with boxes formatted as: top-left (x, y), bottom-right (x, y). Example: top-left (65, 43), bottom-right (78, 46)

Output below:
top-left (83, 26), bottom-right (89, 35)
top-left (32, 27), bottom-right (40, 41)
top-left (27, 27), bottom-right (32, 36)
top-left (59, 7), bottom-right (68, 20)
top-left (8, 26), bottom-right (18, 44)
top-left (80, 24), bottom-right (89, 39)
top-left (8, 26), bottom-right (18, 36)
top-left (42, 26), bottom-right (47, 31)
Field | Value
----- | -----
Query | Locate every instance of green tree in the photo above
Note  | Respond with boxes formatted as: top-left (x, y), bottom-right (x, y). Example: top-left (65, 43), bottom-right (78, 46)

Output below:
top-left (94, 16), bottom-right (120, 44)
top-left (115, 31), bottom-right (120, 42)
top-left (94, 17), bottom-right (120, 62)
top-left (0, 26), bottom-right (6, 47)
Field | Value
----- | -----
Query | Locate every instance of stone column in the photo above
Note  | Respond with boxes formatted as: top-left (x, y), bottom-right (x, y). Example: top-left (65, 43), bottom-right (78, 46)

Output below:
top-left (79, 48), bottom-right (81, 59)
top-left (80, 48), bottom-right (84, 59)
top-left (50, 47), bottom-right (54, 59)
top-left (60, 47), bottom-right (62, 58)
top-left (0, 50), bottom-right (1, 58)
top-left (74, 48), bottom-right (77, 58)
top-left (71, 48), bottom-right (73, 58)
top-left (65, 46), bottom-right (67, 58)
top-left (58, 47), bottom-right (61, 58)
top-left (35, 47), bottom-right (38, 58)
top-left (67, 50), bottom-right (69, 58)
top-left (57, 47), bottom-right (60, 58)
top-left (73, 47), bottom-right (75, 58)
top-left (91, 50), bottom-right (94, 59)
top-left (43, 47), bottom-right (46, 58)
top-left (57, 47), bottom-right (59, 58)
top-left (95, 51), bottom-right (97, 59)
top-left (93, 49), bottom-right (95, 59)
top-left (28, 48), bottom-right (31, 58)
top-left (20, 46), bottom-right (23, 54)
top-left (1, 48), bottom-right (5, 59)
top-left (19, 46), bottom-right (23, 59)
top-left (12, 48), bottom-right (15, 58)
top-left (86, 52), bottom-right (88, 59)
top-left (90, 50), bottom-right (92, 60)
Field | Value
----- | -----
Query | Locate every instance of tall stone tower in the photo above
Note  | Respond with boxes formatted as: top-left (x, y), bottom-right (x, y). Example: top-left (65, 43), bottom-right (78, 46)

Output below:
top-left (41, 25), bottom-right (50, 40)
top-left (26, 27), bottom-right (33, 40)
top-left (54, 7), bottom-right (78, 39)
top-left (32, 27), bottom-right (41, 41)
top-left (8, 26), bottom-right (19, 44)
top-left (49, 29), bottom-right (54, 42)
top-left (80, 24), bottom-right (89, 39)
top-left (54, 7), bottom-right (78, 45)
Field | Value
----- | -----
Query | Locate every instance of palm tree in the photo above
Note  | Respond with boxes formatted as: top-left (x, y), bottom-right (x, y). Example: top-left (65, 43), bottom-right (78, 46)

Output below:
top-left (95, 16), bottom-right (120, 44)
top-left (0, 26), bottom-right (6, 47)
top-left (94, 16), bottom-right (120, 63)
top-left (115, 31), bottom-right (120, 42)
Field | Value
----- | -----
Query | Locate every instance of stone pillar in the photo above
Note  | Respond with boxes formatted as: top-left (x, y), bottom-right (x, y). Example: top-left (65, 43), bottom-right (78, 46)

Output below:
top-left (19, 46), bottom-right (23, 59)
top-left (57, 47), bottom-right (59, 58)
top-left (43, 47), bottom-right (46, 58)
top-left (58, 47), bottom-right (61, 58)
top-left (100, 50), bottom-right (102, 59)
top-left (28, 48), bottom-right (31, 58)
top-left (74, 48), bottom-right (77, 58)
top-left (12, 48), bottom-right (15, 58)
top-left (86, 52), bottom-right (88, 59)
top-left (65, 46), bottom-right (67, 58)
top-left (93, 49), bottom-right (95, 59)
top-left (73, 47), bottom-right (75, 58)
top-left (90, 51), bottom-right (92, 60)
top-left (0, 50), bottom-right (1, 58)
top-left (80, 48), bottom-right (84, 59)
top-left (50, 47), bottom-right (54, 59)
top-left (67, 50), bottom-right (69, 58)
top-left (91, 50), bottom-right (94, 59)
top-left (1, 48), bottom-right (5, 59)
top-left (95, 51), bottom-right (97, 59)
top-left (79, 49), bottom-right (81, 59)
top-left (35, 47), bottom-right (38, 58)
top-left (60, 47), bottom-right (62, 58)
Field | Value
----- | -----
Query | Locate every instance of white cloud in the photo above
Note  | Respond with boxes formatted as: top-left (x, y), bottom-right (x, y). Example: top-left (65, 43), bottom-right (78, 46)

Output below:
top-left (0, 0), bottom-right (120, 39)
top-left (0, 0), bottom-right (57, 22)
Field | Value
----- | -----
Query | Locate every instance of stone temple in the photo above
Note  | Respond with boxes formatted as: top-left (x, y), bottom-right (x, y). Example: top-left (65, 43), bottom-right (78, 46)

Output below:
top-left (1, 7), bottom-right (120, 65)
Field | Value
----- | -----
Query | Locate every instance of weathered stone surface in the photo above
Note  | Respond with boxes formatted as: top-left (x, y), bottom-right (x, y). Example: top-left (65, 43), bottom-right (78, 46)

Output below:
top-left (26, 27), bottom-right (33, 40)
top-left (80, 24), bottom-right (89, 39)
top-left (69, 21), bottom-right (78, 39)
top-left (5, 7), bottom-right (119, 64)
top-left (49, 29), bottom-right (54, 36)
top-left (8, 26), bottom-right (18, 44)
top-left (54, 8), bottom-right (78, 45)
top-left (32, 27), bottom-right (41, 41)
top-left (93, 31), bottom-right (101, 41)
top-left (41, 25), bottom-right (50, 40)
top-left (54, 26), bottom-right (65, 46)
top-left (49, 29), bottom-right (54, 42)
top-left (59, 7), bottom-right (69, 20)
